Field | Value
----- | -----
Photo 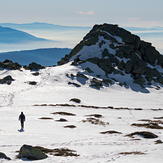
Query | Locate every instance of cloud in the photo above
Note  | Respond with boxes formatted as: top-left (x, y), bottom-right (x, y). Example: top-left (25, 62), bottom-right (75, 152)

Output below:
top-left (78, 11), bottom-right (94, 15)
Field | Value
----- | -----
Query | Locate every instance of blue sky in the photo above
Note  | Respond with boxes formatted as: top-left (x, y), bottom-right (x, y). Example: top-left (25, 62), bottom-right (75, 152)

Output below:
top-left (0, 0), bottom-right (163, 27)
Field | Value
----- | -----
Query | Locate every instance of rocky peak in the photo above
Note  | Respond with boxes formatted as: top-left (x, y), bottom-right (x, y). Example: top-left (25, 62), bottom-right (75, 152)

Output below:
top-left (58, 23), bottom-right (163, 89)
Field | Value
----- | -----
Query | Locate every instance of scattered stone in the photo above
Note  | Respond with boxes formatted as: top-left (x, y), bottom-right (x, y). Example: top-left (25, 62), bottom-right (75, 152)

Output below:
top-left (56, 118), bottom-right (68, 122)
top-left (32, 72), bottom-right (39, 76)
top-left (17, 144), bottom-right (48, 160)
top-left (68, 82), bottom-right (81, 87)
top-left (100, 130), bottom-right (122, 134)
top-left (27, 81), bottom-right (37, 85)
top-left (126, 131), bottom-right (158, 139)
top-left (0, 75), bottom-right (15, 85)
top-left (70, 98), bottom-right (81, 103)
top-left (64, 125), bottom-right (76, 129)
top-left (155, 140), bottom-right (163, 144)
top-left (39, 117), bottom-right (53, 120)
top-left (0, 152), bottom-right (11, 160)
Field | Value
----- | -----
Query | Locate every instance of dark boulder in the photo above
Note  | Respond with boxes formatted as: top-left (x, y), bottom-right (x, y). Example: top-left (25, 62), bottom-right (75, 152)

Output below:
top-left (125, 60), bottom-right (133, 73)
top-left (17, 144), bottom-right (48, 160)
top-left (0, 152), bottom-right (11, 160)
top-left (0, 60), bottom-right (21, 70)
top-left (90, 78), bottom-right (103, 89)
top-left (27, 62), bottom-right (44, 70)
top-left (118, 60), bottom-right (125, 70)
top-left (98, 58), bottom-right (112, 73)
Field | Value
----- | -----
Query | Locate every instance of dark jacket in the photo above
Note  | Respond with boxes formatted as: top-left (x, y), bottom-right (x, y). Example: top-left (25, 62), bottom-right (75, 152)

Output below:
top-left (19, 113), bottom-right (25, 123)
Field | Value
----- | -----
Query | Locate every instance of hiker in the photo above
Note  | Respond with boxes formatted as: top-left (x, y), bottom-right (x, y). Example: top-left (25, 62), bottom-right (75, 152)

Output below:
top-left (19, 112), bottom-right (25, 129)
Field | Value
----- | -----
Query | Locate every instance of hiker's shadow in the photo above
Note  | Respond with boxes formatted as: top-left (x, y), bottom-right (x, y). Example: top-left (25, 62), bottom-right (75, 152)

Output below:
top-left (18, 129), bottom-right (24, 132)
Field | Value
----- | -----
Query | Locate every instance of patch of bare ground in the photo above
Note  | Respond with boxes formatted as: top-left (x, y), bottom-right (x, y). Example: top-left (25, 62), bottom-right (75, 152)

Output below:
top-left (151, 108), bottom-right (163, 111)
top-left (132, 119), bottom-right (163, 129)
top-left (154, 116), bottom-right (163, 119)
top-left (34, 146), bottom-right (79, 157)
top-left (86, 114), bottom-right (103, 118)
top-left (33, 104), bottom-right (143, 110)
top-left (125, 131), bottom-right (158, 139)
top-left (119, 151), bottom-right (146, 155)
top-left (39, 117), bottom-right (53, 120)
top-left (100, 130), bottom-right (122, 134)
top-left (82, 118), bottom-right (109, 126)
top-left (64, 125), bottom-right (76, 129)
top-left (51, 112), bottom-right (76, 116)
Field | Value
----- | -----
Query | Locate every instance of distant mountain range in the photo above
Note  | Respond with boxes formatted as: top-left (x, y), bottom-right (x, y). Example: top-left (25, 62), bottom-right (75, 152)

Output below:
top-left (0, 25), bottom-right (51, 44)
top-left (0, 22), bottom-right (91, 31)
top-left (0, 48), bottom-right (71, 66)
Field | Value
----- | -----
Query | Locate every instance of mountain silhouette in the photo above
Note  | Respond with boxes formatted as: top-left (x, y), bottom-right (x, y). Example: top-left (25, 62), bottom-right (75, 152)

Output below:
top-left (0, 26), bottom-right (49, 44)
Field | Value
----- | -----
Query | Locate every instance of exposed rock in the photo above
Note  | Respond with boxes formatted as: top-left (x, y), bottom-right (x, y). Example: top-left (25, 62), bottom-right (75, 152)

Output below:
top-left (70, 98), bottom-right (81, 103)
top-left (57, 118), bottom-right (68, 122)
top-left (102, 79), bottom-right (113, 85)
top-left (57, 23), bottom-right (163, 88)
top-left (68, 82), bottom-right (81, 87)
top-left (125, 60), bottom-right (133, 73)
top-left (0, 75), bottom-right (15, 85)
top-left (90, 78), bottom-right (103, 89)
top-left (27, 62), bottom-right (44, 70)
top-left (0, 59), bottom-right (21, 70)
top-left (0, 152), bottom-right (11, 160)
top-left (118, 60), bottom-right (125, 70)
top-left (17, 144), bottom-right (48, 160)
top-left (126, 131), bottom-right (158, 139)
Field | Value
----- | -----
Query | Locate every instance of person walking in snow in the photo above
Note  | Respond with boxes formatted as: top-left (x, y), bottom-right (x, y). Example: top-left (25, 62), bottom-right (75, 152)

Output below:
top-left (19, 112), bottom-right (25, 129)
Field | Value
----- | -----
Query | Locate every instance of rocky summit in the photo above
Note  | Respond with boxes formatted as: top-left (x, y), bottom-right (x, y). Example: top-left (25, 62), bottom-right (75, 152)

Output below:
top-left (58, 23), bottom-right (163, 89)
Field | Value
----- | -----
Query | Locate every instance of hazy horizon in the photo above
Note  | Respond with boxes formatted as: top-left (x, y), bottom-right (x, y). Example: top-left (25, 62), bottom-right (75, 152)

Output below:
top-left (0, 22), bottom-right (163, 54)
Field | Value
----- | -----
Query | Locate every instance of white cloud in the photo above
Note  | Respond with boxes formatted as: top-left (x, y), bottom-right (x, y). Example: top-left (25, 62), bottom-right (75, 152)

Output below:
top-left (78, 11), bottom-right (95, 15)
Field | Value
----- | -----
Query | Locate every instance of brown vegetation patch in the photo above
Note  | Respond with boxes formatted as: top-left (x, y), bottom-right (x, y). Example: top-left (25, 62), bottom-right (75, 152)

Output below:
top-left (64, 125), bottom-right (76, 129)
top-left (34, 146), bottom-right (79, 157)
top-left (51, 112), bottom-right (76, 116)
top-left (154, 116), bottom-right (163, 119)
top-left (39, 117), bottom-right (53, 120)
top-left (119, 151), bottom-right (146, 155)
top-left (33, 104), bottom-right (143, 111)
top-left (151, 108), bottom-right (163, 111)
top-left (132, 123), bottom-right (163, 129)
top-left (86, 114), bottom-right (103, 118)
top-left (125, 131), bottom-right (158, 139)
top-left (100, 130), bottom-right (122, 134)
top-left (82, 118), bottom-right (109, 126)
top-left (132, 120), bottom-right (163, 129)
top-left (138, 119), bottom-right (151, 122)
top-left (114, 107), bottom-right (131, 110)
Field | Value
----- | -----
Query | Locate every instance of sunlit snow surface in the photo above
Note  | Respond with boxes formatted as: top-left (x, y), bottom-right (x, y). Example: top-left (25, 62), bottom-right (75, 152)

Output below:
top-left (0, 63), bottom-right (163, 162)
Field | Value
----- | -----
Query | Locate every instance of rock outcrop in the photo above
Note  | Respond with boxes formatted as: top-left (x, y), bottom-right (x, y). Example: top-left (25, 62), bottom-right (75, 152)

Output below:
top-left (0, 152), bottom-right (11, 160)
top-left (0, 59), bottom-right (21, 70)
top-left (58, 23), bottom-right (163, 89)
top-left (17, 144), bottom-right (48, 160)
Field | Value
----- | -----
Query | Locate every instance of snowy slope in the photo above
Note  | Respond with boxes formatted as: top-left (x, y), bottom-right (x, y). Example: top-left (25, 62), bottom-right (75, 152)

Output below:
top-left (0, 63), bottom-right (163, 162)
